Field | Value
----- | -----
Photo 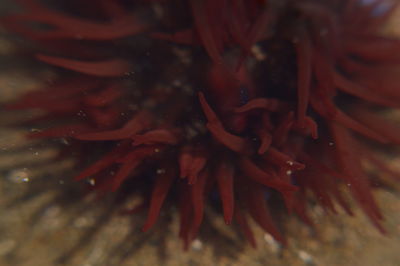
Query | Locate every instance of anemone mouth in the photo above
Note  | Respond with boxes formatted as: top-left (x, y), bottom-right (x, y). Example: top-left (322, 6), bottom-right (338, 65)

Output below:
top-left (2, 0), bottom-right (400, 251)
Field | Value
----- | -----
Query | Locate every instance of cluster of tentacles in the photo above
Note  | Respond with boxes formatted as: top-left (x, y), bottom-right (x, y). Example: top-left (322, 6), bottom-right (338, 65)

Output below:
top-left (3, 0), bottom-right (400, 248)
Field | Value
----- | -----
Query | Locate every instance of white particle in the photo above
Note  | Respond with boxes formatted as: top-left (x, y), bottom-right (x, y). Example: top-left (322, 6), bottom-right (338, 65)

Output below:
top-left (264, 233), bottom-right (281, 253)
top-left (191, 239), bottom-right (203, 251)
top-left (298, 250), bottom-right (314, 264)
top-left (251, 45), bottom-right (267, 61)
top-left (8, 169), bottom-right (30, 183)
top-left (156, 168), bottom-right (166, 174)
top-left (61, 138), bottom-right (70, 145)
top-left (76, 110), bottom-right (86, 116)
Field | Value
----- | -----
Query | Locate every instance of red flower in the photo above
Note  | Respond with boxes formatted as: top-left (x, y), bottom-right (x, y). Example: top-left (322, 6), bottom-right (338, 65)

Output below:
top-left (3, 0), bottom-right (400, 248)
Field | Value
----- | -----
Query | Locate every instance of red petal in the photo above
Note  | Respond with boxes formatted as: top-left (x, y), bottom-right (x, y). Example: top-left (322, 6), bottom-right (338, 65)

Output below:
top-left (74, 142), bottom-right (128, 181)
top-left (189, 0), bottom-right (223, 64)
top-left (239, 158), bottom-right (298, 196)
top-left (256, 128), bottom-right (272, 155)
top-left (242, 179), bottom-right (286, 244)
top-left (36, 54), bottom-right (131, 77)
top-left (178, 148), bottom-right (206, 185)
top-left (199, 92), bottom-right (251, 154)
top-left (77, 111), bottom-right (152, 140)
top-left (234, 98), bottom-right (287, 113)
top-left (295, 30), bottom-right (312, 127)
top-left (334, 71), bottom-right (400, 108)
top-left (83, 84), bottom-right (123, 107)
top-left (330, 123), bottom-right (385, 232)
top-left (350, 107), bottom-right (400, 145)
top-left (216, 162), bottom-right (235, 224)
top-left (132, 129), bottom-right (180, 146)
top-left (190, 170), bottom-right (208, 238)
top-left (142, 168), bottom-right (176, 231)
top-left (235, 208), bottom-right (257, 248)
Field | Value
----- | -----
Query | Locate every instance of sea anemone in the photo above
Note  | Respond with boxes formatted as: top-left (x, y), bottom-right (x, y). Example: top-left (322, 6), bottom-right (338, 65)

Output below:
top-left (2, 0), bottom-right (400, 250)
